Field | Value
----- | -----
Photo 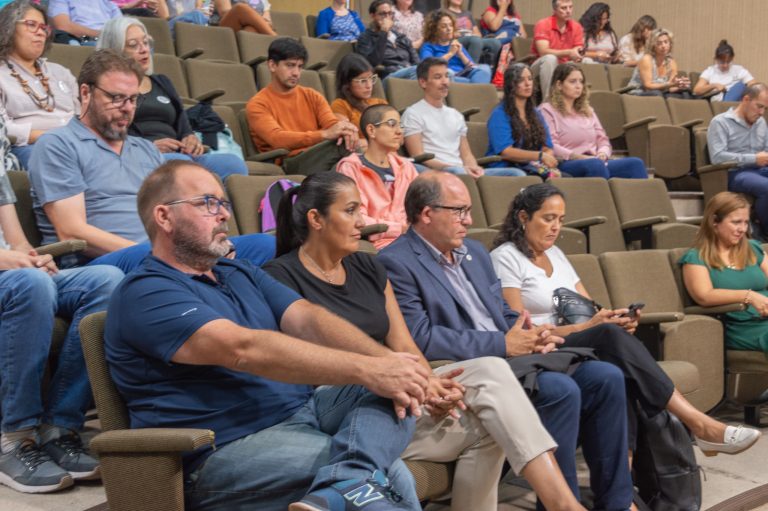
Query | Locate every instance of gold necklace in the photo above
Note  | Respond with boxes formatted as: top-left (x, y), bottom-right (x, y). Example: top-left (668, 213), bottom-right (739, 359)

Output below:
top-left (7, 60), bottom-right (56, 112)
top-left (300, 247), bottom-right (342, 284)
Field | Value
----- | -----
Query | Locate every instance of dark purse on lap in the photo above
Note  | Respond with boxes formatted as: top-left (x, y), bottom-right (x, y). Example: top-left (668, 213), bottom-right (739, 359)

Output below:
top-left (552, 287), bottom-right (601, 326)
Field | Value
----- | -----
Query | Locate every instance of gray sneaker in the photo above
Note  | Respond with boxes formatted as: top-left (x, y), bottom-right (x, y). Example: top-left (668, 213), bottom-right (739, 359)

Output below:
top-left (0, 440), bottom-right (73, 493)
top-left (41, 433), bottom-right (100, 480)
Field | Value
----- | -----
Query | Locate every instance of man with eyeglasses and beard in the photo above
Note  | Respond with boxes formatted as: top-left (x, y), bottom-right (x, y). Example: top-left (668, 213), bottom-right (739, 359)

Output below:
top-left (28, 50), bottom-right (275, 273)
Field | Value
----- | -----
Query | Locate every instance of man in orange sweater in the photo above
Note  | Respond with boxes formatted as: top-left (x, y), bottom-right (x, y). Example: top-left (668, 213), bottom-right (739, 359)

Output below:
top-left (246, 38), bottom-right (359, 174)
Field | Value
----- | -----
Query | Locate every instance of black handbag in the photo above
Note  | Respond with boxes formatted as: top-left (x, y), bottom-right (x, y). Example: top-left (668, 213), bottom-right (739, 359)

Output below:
top-left (552, 287), bottom-right (601, 326)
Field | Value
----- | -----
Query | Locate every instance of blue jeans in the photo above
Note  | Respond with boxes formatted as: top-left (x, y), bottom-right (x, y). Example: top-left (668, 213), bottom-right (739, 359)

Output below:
top-left (559, 157), bottom-right (648, 179)
top-left (384, 65), bottom-right (418, 81)
top-left (0, 265), bottom-right (123, 433)
top-left (169, 10), bottom-right (209, 37)
top-left (729, 166), bottom-right (768, 229)
top-left (532, 360), bottom-right (632, 511)
top-left (441, 165), bottom-right (526, 177)
top-left (450, 64), bottom-right (492, 84)
top-left (162, 152), bottom-right (249, 181)
top-left (88, 233), bottom-right (276, 274)
top-left (10, 144), bottom-right (34, 170)
top-left (458, 36), bottom-right (502, 65)
top-left (185, 385), bottom-right (419, 511)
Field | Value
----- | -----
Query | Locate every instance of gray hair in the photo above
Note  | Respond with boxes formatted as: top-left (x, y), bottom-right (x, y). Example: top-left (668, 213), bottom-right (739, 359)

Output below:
top-left (0, 0), bottom-right (51, 61)
top-left (97, 17), bottom-right (154, 75)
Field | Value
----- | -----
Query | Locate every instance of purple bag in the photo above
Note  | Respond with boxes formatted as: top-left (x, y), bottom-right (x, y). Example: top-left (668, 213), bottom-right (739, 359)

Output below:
top-left (259, 178), bottom-right (300, 232)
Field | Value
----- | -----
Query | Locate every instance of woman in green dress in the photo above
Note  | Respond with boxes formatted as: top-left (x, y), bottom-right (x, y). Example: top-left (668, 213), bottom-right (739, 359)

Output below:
top-left (681, 191), bottom-right (768, 352)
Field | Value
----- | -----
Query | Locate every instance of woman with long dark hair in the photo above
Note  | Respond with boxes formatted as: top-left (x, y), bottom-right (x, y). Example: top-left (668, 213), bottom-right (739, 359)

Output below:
top-left (479, 0), bottom-right (526, 42)
top-left (485, 63), bottom-right (560, 178)
top-left (264, 171), bottom-right (586, 511)
top-left (490, 183), bottom-right (760, 459)
top-left (578, 2), bottom-right (620, 64)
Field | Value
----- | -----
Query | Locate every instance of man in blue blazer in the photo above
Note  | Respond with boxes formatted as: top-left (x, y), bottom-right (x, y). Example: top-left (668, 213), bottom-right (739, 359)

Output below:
top-left (378, 171), bottom-right (633, 510)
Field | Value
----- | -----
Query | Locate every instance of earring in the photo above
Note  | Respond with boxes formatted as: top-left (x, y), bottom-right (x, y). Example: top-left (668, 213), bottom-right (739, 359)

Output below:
top-left (522, 223), bottom-right (526, 231)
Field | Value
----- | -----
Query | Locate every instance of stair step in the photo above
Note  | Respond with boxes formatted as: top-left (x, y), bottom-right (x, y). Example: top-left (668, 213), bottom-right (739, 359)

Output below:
top-left (669, 191), bottom-right (704, 219)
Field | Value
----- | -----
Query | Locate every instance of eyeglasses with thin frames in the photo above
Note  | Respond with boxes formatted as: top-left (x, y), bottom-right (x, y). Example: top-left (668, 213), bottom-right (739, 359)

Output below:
top-left (16, 19), bottom-right (52, 36)
top-left (351, 74), bottom-right (378, 86)
top-left (431, 204), bottom-right (472, 220)
top-left (91, 85), bottom-right (140, 108)
top-left (163, 195), bottom-right (233, 216)
top-left (375, 10), bottom-right (394, 17)
top-left (372, 118), bottom-right (403, 129)
top-left (125, 36), bottom-right (154, 52)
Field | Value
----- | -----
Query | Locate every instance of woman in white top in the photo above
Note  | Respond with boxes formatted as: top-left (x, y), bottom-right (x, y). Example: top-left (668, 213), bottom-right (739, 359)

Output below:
top-left (489, 182), bottom-right (760, 458)
top-left (0, 0), bottom-right (79, 169)
top-left (693, 40), bottom-right (756, 102)
top-left (617, 14), bottom-right (655, 68)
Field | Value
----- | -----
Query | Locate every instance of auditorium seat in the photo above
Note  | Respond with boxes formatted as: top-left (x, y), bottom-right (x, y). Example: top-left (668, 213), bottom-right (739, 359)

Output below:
top-left (385, 78), bottom-right (424, 113)
top-left (600, 249), bottom-right (723, 412)
top-left (666, 97), bottom-right (713, 132)
top-left (175, 22), bottom-right (239, 62)
top-left (211, 105), bottom-right (283, 175)
top-left (446, 82), bottom-right (500, 122)
top-left (300, 36), bottom-right (353, 71)
top-left (609, 177), bottom-right (699, 249)
top-left (236, 31), bottom-right (277, 67)
top-left (606, 64), bottom-right (634, 93)
top-left (153, 53), bottom-right (192, 102)
top-left (581, 63), bottom-right (610, 91)
top-left (270, 11), bottom-right (308, 38)
top-left (46, 43), bottom-right (94, 78)
top-left (184, 59), bottom-right (257, 112)
top-left (137, 16), bottom-right (174, 55)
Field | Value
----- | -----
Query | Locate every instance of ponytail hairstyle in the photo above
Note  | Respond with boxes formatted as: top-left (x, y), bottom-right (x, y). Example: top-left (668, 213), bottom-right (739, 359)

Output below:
top-left (274, 172), bottom-right (357, 257)
top-left (493, 183), bottom-right (565, 258)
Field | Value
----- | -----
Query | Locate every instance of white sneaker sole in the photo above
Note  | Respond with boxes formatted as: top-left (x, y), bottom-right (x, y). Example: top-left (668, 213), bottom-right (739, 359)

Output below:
top-left (0, 471), bottom-right (73, 493)
top-left (288, 503), bottom-right (324, 511)
top-left (69, 465), bottom-right (101, 481)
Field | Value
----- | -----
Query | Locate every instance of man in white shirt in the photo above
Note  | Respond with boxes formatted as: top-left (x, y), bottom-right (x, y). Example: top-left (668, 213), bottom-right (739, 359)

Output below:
top-left (401, 57), bottom-right (524, 178)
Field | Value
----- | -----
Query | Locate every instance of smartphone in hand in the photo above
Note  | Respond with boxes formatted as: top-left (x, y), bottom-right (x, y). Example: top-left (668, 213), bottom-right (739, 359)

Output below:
top-left (621, 302), bottom-right (645, 318)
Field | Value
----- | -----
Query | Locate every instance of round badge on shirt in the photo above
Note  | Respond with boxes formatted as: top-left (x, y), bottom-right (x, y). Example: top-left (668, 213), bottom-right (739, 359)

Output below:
top-left (157, 96), bottom-right (171, 104)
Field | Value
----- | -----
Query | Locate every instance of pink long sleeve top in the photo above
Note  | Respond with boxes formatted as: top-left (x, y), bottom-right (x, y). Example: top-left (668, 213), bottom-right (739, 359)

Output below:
top-left (538, 102), bottom-right (612, 160)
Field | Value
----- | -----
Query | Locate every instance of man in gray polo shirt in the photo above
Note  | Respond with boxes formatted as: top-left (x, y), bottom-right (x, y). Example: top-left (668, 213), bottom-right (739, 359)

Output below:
top-left (708, 82), bottom-right (768, 236)
top-left (29, 50), bottom-right (275, 271)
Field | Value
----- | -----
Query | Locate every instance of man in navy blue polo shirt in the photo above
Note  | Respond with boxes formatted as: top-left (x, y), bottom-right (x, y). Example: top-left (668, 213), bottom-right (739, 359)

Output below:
top-left (104, 160), bottom-right (430, 511)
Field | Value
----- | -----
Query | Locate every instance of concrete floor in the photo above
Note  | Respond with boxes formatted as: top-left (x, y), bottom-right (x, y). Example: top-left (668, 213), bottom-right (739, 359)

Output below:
top-left (2, 403), bottom-right (768, 511)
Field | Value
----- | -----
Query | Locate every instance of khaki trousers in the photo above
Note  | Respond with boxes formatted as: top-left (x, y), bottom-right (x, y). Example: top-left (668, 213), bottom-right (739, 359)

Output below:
top-left (402, 357), bottom-right (557, 511)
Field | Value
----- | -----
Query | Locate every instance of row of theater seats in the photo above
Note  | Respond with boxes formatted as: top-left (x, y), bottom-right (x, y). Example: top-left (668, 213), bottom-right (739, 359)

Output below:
top-left (55, 175), bottom-right (768, 511)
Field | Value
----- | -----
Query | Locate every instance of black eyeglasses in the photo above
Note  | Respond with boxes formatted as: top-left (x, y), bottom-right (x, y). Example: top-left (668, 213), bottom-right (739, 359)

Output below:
top-left (91, 85), bottom-right (139, 107)
top-left (163, 195), bottom-right (233, 215)
top-left (431, 204), bottom-right (471, 220)
top-left (16, 19), bottom-right (52, 35)
top-left (375, 10), bottom-right (394, 17)
top-left (372, 118), bottom-right (403, 129)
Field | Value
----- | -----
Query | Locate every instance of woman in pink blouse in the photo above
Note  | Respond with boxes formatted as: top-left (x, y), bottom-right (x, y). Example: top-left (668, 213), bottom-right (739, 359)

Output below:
top-left (539, 63), bottom-right (647, 179)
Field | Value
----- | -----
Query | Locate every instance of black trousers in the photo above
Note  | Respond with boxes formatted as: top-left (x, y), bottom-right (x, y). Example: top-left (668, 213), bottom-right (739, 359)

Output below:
top-left (562, 323), bottom-right (676, 449)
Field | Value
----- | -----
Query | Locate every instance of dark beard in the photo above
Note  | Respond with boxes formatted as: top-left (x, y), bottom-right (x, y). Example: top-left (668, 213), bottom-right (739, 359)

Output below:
top-left (88, 109), bottom-right (128, 141)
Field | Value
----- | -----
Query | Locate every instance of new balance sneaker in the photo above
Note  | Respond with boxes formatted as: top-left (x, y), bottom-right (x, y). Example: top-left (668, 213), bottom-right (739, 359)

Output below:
top-left (289, 470), bottom-right (411, 511)
top-left (41, 432), bottom-right (100, 480)
top-left (0, 440), bottom-right (73, 493)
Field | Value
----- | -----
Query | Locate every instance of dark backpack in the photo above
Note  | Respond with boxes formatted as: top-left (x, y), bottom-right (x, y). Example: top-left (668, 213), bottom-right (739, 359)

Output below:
top-left (633, 408), bottom-right (702, 511)
top-left (259, 179), bottom-right (300, 232)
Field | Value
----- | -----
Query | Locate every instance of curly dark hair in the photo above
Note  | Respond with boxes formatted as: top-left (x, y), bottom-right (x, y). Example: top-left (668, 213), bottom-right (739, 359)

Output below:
top-left (493, 183), bottom-right (565, 257)
top-left (579, 3), bottom-right (617, 48)
top-left (423, 9), bottom-right (455, 44)
top-left (502, 63), bottom-right (547, 151)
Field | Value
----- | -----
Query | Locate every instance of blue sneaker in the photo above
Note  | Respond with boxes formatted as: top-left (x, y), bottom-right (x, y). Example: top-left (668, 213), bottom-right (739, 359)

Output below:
top-left (41, 432), bottom-right (100, 480)
top-left (0, 440), bottom-right (73, 493)
top-left (289, 470), bottom-right (411, 510)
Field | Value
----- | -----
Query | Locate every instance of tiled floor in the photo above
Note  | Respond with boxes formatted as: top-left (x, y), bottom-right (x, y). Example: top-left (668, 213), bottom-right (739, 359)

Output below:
top-left (2, 404), bottom-right (768, 511)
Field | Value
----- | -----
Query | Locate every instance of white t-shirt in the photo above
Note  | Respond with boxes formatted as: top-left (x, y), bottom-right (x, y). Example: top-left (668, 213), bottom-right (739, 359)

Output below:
top-left (618, 33), bottom-right (642, 64)
top-left (700, 64), bottom-right (754, 102)
top-left (402, 99), bottom-right (466, 167)
top-left (490, 242), bottom-right (580, 326)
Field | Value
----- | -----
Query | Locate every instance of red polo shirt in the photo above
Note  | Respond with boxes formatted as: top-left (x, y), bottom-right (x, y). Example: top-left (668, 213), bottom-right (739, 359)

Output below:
top-left (531, 15), bottom-right (584, 62)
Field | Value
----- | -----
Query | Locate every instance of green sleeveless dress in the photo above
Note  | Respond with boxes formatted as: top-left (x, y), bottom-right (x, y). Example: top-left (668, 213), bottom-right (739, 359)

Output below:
top-left (679, 240), bottom-right (768, 352)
